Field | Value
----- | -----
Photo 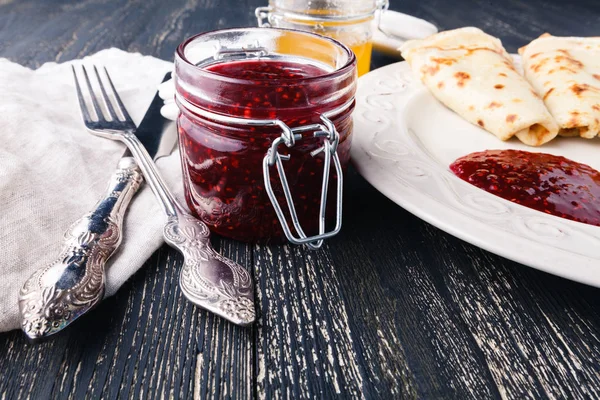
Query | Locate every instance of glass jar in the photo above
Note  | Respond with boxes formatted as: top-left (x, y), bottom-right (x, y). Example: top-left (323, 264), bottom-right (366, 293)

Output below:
top-left (173, 28), bottom-right (357, 248)
top-left (256, 0), bottom-right (388, 76)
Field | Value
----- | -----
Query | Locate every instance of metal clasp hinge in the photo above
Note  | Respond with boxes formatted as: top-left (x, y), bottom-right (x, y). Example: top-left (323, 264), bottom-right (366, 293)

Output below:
top-left (262, 116), bottom-right (343, 250)
top-left (255, 6), bottom-right (272, 27)
top-left (375, 0), bottom-right (390, 37)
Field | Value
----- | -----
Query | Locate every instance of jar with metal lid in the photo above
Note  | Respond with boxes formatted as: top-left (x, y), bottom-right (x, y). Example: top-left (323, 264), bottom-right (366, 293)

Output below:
top-left (256, 0), bottom-right (388, 76)
top-left (173, 28), bottom-right (357, 248)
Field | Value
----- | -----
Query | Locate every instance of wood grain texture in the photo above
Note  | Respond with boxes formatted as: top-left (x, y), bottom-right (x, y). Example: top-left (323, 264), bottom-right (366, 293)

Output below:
top-left (1, 0), bottom-right (600, 399)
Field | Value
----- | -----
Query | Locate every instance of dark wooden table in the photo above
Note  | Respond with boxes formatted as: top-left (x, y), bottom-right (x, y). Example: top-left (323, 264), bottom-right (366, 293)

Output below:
top-left (2, 0), bottom-right (600, 398)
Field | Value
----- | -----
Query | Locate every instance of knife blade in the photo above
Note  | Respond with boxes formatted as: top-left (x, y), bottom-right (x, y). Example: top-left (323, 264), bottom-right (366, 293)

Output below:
top-left (18, 72), bottom-right (177, 340)
top-left (134, 72), bottom-right (177, 161)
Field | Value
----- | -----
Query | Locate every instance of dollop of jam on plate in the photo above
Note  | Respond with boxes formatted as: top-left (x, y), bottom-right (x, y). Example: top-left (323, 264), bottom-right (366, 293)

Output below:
top-left (450, 149), bottom-right (600, 227)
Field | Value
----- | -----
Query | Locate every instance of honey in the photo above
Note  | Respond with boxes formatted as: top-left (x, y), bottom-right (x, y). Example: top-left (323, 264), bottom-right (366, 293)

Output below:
top-left (274, 26), bottom-right (372, 76)
top-left (350, 40), bottom-right (372, 76)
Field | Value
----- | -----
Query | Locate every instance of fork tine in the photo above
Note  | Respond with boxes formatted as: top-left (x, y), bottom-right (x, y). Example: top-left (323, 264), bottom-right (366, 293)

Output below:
top-left (72, 65), bottom-right (92, 123)
top-left (102, 67), bottom-right (134, 125)
top-left (82, 65), bottom-right (105, 122)
top-left (93, 65), bottom-right (119, 121)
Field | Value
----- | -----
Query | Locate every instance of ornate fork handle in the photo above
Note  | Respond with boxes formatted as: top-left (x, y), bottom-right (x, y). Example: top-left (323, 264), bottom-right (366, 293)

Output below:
top-left (119, 132), bottom-right (256, 326)
top-left (19, 157), bottom-right (143, 339)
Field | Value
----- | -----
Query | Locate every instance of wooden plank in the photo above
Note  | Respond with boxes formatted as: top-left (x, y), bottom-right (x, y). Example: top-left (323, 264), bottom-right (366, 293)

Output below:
top-left (0, 328), bottom-right (73, 399)
top-left (0, 0), bottom-right (262, 68)
top-left (253, 243), bottom-right (366, 398)
top-left (455, 246), bottom-right (600, 399)
top-left (328, 173), bottom-right (502, 399)
top-left (194, 238), bottom-right (254, 400)
top-left (394, 0), bottom-right (600, 53)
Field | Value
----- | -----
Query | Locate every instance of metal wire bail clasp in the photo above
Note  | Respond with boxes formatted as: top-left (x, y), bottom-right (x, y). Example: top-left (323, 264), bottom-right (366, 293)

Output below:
top-left (375, 0), bottom-right (391, 36)
top-left (262, 116), bottom-right (343, 250)
top-left (255, 6), bottom-right (272, 27)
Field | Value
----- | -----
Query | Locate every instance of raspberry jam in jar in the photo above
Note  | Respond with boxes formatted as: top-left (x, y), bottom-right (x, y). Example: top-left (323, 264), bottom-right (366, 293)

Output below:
top-left (173, 28), bottom-right (357, 245)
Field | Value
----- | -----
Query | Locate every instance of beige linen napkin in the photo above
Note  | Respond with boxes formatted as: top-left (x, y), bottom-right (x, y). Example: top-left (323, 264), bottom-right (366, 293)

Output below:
top-left (0, 48), bottom-right (184, 332)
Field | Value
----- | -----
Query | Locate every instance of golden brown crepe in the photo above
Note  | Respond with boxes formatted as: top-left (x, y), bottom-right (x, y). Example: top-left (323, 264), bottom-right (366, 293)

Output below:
top-left (400, 27), bottom-right (559, 146)
top-left (519, 33), bottom-right (600, 138)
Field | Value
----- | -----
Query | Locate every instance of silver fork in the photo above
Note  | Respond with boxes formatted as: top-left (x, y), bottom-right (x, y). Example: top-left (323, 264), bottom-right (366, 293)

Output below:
top-left (72, 65), bottom-right (256, 326)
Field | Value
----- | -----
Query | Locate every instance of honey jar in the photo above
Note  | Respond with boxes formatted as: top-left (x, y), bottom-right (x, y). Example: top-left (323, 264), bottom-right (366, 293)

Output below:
top-left (256, 0), bottom-right (388, 76)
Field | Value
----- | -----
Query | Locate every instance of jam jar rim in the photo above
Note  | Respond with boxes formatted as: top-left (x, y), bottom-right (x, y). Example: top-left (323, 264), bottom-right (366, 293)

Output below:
top-left (174, 27), bottom-right (357, 86)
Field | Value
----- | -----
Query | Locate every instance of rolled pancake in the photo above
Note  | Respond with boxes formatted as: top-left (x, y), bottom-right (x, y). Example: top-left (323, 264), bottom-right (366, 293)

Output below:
top-left (400, 27), bottom-right (559, 146)
top-left (519, 34), bottom-right (600, 138)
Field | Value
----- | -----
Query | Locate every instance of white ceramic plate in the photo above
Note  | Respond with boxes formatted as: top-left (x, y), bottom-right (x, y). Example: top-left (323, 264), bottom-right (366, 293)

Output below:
top-left (351, 60), bottom-right (600, 287)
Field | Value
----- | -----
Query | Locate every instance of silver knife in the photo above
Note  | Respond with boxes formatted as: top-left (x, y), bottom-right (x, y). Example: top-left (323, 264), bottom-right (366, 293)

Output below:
top-left (18, 73), bottom-right (177, 340)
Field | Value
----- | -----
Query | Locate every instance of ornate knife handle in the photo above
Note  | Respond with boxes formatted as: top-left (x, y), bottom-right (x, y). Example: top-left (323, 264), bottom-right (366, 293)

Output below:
top-left (18, 157), bottom-right (144, 340)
